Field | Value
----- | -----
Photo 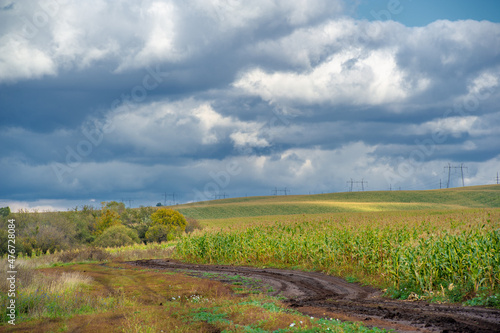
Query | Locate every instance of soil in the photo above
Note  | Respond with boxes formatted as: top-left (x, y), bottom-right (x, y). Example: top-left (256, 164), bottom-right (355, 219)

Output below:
top-left (129, 259), bottom-right (500, 333)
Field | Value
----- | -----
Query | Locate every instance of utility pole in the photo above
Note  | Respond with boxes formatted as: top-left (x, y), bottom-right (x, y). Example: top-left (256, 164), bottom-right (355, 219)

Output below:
top-left (273, 187), bottom-right (290, 195)
top-left (460, 163), bottom-right (467, 187)
top-left (348, 179), bottom-right (367, 191)
top-left (347, 179), bottom-right (354, 192)
top-left (359, 179), bottom-right (367, 191)
top-left (163, 193), bottom-right (176, 205)
top-left (354, 179), bottom-right (367, 191)
top-left (445, 163), bottom-right (452, 188)
top-left (444, 163), bottom-right (467, 188)
top-left (440, 179), bottom-right (442, 189)
top-left (213, 193), bottom-right (227, 200)
top-left (497, 172), bottom-right (499, 185)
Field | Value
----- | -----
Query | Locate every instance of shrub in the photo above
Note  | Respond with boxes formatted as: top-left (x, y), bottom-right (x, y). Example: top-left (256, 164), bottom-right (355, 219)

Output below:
top-left (94, 210), bottom-right (122, 236)
top-left (58, 247), bottom-right (110, 263)
top-left (150, 208), bottom-right (187, 230)
top-left (145, 224), bottom-right (182, 243)
top-left (0, 206), bottom-right (10, 217)
top-left (185, 217), bottom-right (203, 234)
top-left (93, 225), bottom-right (140, 248)
top-left (33, 224), bottom-right (70, 253)
top-left (146, 208), bottom-right (187, 242)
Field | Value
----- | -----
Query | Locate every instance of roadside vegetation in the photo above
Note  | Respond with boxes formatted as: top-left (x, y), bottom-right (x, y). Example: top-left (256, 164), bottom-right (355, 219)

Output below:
top-left (1, 253), bottom-right (387, 332)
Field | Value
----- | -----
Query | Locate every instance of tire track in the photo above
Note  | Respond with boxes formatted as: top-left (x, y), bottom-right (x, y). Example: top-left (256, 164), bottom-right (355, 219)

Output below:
top-left (129, 259), bottom-right (500, 333)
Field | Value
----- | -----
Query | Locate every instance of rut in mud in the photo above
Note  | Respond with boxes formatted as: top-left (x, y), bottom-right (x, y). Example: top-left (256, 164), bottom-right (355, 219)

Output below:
top-left (130, 259), bottom-right (500, 333)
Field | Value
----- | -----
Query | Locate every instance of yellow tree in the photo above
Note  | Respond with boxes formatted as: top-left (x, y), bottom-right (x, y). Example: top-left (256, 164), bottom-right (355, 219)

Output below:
top-left (94, 210), bottom-right (122, 236)
top-left (147, 208), bottom-right (186, 242)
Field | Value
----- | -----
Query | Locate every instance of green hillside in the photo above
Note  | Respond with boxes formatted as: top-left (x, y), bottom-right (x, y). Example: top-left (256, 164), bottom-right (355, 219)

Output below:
top-left (174, 185), bottom-right (500, 220)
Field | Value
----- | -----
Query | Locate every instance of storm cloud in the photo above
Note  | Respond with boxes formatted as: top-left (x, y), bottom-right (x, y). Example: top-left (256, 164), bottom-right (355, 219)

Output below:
top-left (1, 0), bottom-right (499, 210)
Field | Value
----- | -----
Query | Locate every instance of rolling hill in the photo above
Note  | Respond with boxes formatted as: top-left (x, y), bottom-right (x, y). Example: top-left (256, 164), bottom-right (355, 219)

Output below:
top-left (173, 185), bottom-right (500, 220)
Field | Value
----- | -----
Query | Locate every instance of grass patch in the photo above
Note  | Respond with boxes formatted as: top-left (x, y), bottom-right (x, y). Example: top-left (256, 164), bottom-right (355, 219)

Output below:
top-left (1, 262), bottom-right (389, 332)
top-left (0, 260), bottom-right (122, 324)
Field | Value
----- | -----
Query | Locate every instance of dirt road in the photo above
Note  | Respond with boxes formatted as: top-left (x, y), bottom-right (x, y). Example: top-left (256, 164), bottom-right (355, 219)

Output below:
top-left (130, 259), bottom-right (500, 333)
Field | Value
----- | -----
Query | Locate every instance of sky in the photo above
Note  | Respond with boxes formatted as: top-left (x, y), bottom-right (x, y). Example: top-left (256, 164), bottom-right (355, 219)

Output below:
top-left (1, 0), bottom-right (500, 211)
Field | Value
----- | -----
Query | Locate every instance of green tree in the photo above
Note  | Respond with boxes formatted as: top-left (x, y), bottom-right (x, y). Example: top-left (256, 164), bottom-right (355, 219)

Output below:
top-left (102, 201), bottom-right (126, 214)
top-left (147, 208), bottom-right (187, 242)
top-left (94, 210), bottom-right (122, 235)
top-left (93, 225), bottom-right (140, 248)
top-left (0, 206), bottom-right (10, 217)
top-left (151, 208), bottom-right (186, 229)
top-left (145, 225), bottom-right (171, 243)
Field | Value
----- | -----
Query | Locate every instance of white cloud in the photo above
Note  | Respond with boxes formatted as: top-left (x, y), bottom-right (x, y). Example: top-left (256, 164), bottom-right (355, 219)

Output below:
top-left (0, 35), bottom-right (56, 82)
top-left (238, 18), bottom-right (500, 106)
top-left (413, 116), bottom-right (478, 137)
top-left (2, 1), bottom-right (500, 205)
top-left (0, 199), bottom-right (72, 212)
top-left (0, 0), bottom-right (344, 81)
top-left (230, 131), bottom-right (269, 148)
top-left (234, 47), bottom-right (426, 105)
top-left (104, 98), bottom-right (268, 153)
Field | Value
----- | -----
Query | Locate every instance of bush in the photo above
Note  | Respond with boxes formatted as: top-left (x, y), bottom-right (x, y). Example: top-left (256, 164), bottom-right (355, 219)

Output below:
top-left (150, 208), bottom-right (186, 230)
top-left (146, 208), bottom-right (187, 242)
top-left (0, 206), bottom-right (10, 217)
top-left (93, 225), bottom-right (140, 248)
top-left (185, 217), bottom-right (203, 234)
top-left (58, 247), bottom-right (110, 263)
top-left (94, 210), bottom-right (122, 236)
top-left (145, 224), bottom-right (182, 243)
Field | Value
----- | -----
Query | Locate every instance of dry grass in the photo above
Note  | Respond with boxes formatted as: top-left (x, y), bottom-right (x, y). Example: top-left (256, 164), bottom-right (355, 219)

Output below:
top-left (0, 258), bottom-right (123, 324)
top-left (2, 262), bottom-right (387, 332)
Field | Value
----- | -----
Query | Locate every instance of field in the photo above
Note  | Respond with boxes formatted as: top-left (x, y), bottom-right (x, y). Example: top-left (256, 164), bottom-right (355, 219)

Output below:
top-left (175, 185), bottom-right (500, 220)
top-left (176, 209), bottom-right (500, 303)
top-left (2, 185), bottom-right (500, 332)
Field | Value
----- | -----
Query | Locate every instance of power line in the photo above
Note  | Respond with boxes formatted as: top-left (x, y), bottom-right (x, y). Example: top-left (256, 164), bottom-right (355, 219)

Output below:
top-left (121, 198), bottom-right (134, 208)
top-left (347, 179), bottom-right (354, 192)
top-left (444, 163), bottom-right (468, 188)
top-left (163, 192), bottom-right (176, 206)
top-left (213, 193), bottom-right (227, 200)
top-left (347, 179), bottom-right (368, 192)
top-left (272, 187), bottom-right (290, 195)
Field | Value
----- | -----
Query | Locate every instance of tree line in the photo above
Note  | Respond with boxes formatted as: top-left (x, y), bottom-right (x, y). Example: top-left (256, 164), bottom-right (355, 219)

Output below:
top-left (0, 202), bottom-right (201, 256)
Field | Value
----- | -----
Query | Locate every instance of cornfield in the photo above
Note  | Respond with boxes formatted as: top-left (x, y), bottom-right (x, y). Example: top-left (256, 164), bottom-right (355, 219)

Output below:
top-left (176, 209), bottom-right (500, 302)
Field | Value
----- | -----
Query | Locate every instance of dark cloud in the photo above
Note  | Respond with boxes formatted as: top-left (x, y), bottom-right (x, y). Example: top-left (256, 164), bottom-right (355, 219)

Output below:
top-left (1, 0), bottom-right (500, 210)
